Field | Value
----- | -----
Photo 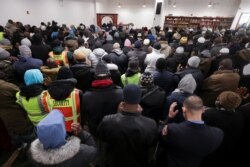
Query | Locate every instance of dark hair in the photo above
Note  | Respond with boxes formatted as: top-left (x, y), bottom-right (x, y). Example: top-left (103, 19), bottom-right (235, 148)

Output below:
top-left (219, 58), bottom-right (233, 70)
top-left (156, 58), bottom-right (166, 71)
top-left (183, 96), bottom-right (204, 111)
top-left (0, 26), bottom-right (4, 32)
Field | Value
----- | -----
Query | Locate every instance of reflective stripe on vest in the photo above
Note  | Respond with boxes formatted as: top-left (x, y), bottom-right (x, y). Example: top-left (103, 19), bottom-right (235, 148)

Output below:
top-left (49, 51), bottom-right (69, 66)
top-left (42, 89), bottom-right (81, 131)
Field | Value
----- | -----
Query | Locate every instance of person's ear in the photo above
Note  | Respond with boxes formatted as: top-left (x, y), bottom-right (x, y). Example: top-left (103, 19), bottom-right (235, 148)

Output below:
top-left (182, 106), bottom-right (186, 113)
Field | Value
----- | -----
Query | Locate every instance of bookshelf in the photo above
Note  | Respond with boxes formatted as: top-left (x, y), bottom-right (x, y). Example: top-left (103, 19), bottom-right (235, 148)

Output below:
top-left (164, 16), bottom-right (234, 30)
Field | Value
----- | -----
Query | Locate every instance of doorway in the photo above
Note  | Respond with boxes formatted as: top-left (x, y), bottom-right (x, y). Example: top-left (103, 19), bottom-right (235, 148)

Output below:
top-left (97, 13), bottom-right (118, 28)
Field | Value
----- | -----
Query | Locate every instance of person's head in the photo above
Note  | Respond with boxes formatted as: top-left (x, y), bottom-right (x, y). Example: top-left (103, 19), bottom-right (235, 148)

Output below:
top-left (66, 39), bottom-right (78, 52)
top-left (46, 58), bottom-right (58, 69)
top-left (128, 59), bottom-right (140, 73)
top-left (57, 66), bottom-right (74, 80)
top-left (32, 33), bottom-right (43, 45)
top-left (102, 54), bottom-right (112, 64)
top-left (187, 56), bottom-right (200, 68)
top-left (21, 38), bottom-right (31, 47)
top-left (24, 69), bottom-right (44, 86)
top-left (123, 84), bottom-right (142, 106)
top-left (94, 58), bottom-right (110, 79)
top-left (175, 46), bottom-right (184, 54)
top-left (178, 74), bottom-right (197, 94)
top-left (0, 47), bottom-right (10, 60)
top-left (218, 58), bottom-right (233, 70)
top-left (73, 49), bottom-right (86, 63)
top-left (216, 91), bottom-right (241, 111)
top-left (113, 42), bottom-right (120, 50)
top-left (182, 95), bottom-right (204, 119)
top-left (0, 25), bottom-right (4, 32)
top-left (156, 58), bottom-right (166, 71)
top-left (124, 39), bottom-right (132, 47)
top-left (134, 40), bottom-right (142, 49)
top-left (143, 39), bottom-right (150, 46)
top-left (37, 109), bottom-right (66, 149)
top-left (153, 42), bottom-right (161, 50)
top-left (19, 45), bottom-right (32, 57)
top-left (140, 72), bottom-right (154, 87)
top-left (94, 40), bottom-right (102, 49)
top-left (51, 39), bottom-right (61, 49)
top-left (219, 48), bottom-right (229, 56)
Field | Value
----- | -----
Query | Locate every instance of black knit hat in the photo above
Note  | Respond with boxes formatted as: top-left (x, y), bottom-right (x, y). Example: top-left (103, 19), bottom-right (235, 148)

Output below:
top-left (123, 84), bottom-right (141, 104)
top-left (57, 67), bottom-right (73, 80)
top-left (128, 59), bottom-right (140, 72)
top-left (94, 58), bottom-right (110, 77)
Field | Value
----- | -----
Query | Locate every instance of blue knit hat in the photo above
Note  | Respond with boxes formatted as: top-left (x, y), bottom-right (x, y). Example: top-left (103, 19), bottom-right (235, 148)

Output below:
top-left (123, 84), bottom-right (141, 104)
top-left (24, 69), bottom-right (44, 86)
top-left (37, 109), bottom-right (66, 149)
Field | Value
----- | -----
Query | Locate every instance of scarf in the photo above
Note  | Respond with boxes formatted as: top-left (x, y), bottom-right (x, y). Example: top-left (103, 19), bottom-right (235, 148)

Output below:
top-left (92, 79), bottom-right (113, 88)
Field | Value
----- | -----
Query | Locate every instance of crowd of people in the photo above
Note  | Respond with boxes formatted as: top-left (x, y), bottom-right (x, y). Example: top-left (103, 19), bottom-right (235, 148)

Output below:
top-left (0, 19), bottom-right (250, 167)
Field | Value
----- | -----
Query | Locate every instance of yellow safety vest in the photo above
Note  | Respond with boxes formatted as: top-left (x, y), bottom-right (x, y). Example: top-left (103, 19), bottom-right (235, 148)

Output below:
top-left (41, 89), bottom-right (81, 132)
top-left (16, 92), bottom-right (48, 126)
top-left (49, 51), bottom-right (69, 66)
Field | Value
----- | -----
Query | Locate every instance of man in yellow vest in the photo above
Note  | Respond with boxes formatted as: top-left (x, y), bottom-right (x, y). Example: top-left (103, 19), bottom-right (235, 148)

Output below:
top-left (48, 40), bottom-right (71, 67)
top-left (41, 67), bottom-right (83, 132)
top-left (16, 69), bottom-right (47, 126)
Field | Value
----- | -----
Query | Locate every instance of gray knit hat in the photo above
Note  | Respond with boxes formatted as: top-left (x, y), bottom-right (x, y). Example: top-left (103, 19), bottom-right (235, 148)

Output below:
top-left (94, 58), bottom-right (110, 77)
top-left (0, 47), bottom-right (10, 60)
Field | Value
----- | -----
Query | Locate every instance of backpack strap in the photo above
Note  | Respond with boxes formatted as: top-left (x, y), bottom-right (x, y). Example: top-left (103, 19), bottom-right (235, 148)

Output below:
top-left (141, 86), bottom-right (159, 100)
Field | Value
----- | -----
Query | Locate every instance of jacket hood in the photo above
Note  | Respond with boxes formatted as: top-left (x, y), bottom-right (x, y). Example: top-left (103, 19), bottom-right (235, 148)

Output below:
top-left (70, 64), bottom-right (92, 79)
top-left (178, 74), bottom-right (196, 94)
top-left (48, 79), bottom-right (76, 100)
top-left (30, 137), bottom-right (80, 165)
top-left (107, 63), bottom-right (118, 71)
top-left (112, 49), bottom-right (123, 55)
top-left (53, 46), bottom-right (64, 55)
top-left (20, 84), bottom-right (44, 100)
top-left (93, 48), bottom-right (106, 57)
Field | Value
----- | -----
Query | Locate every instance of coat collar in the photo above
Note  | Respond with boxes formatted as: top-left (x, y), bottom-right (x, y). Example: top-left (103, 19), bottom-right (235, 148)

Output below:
top-left (30, 137), bottom-right (80, 165)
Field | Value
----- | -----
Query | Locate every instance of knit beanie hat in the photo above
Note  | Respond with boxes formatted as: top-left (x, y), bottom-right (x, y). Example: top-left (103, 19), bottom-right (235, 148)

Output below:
top-left (141, 72), bottom-right (154, 86)
top-left (37, 109), bottom-right (66, 149)
top-left (176, 47), bottom-right (184, 54)
top-left (188, 56), bottom-right (200, 68)
top-left (134, 41), bottom-right (142, 49)
top-left (24, 69), bottom-right (44, 86)
top-left (180, 37), bottom-right (188, 44)
top-left (143, 39), bottom-right (150, 46)
top-left (197, 37), bottom-right (205, 44)
top-left (57, 67), bottom-right (73, 80)
top-left (19, 45), bottom-right (32, 56)
top-left (94, 58), bottom-right (110, 77)
top-left (0, 47), bottom-right (10, 60)
top-left (106, 34), bottom-right (113, 41)
top-left (113, 43), bottom-right (120, 49)
top-left (123, 84), bottom-right (142, 104)
top-left (124, 39), bottom-right (132, 47)
top-left (218, 91), bottom-right (242, 110)
top-left (21, 38), bottom-right (31, 47)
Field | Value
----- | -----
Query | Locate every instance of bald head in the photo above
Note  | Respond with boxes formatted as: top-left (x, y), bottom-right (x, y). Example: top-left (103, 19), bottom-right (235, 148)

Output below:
top-left (183, 96), bottom-right (204, 112)
top-left (219, 58), bottom-right (233, 70)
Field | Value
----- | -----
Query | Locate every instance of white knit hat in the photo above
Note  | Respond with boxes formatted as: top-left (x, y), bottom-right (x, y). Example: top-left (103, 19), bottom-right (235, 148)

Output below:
top-left (21, 38), bottom-right (31, 47)
top-left (219, 48), bottom-right (229, 54)
top-left (188, 56), bottom-right (200, 68)
top-left (143, 39), bottom-right (150, 46)
top-left (197, 37), bottom-right (205, 44)
top-left (176, 47), bottom-right (184, 54)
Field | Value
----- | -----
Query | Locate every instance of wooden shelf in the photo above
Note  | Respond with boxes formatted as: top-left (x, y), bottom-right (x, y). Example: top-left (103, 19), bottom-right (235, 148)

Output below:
top-left (164, 16), bottom-right (234, 30)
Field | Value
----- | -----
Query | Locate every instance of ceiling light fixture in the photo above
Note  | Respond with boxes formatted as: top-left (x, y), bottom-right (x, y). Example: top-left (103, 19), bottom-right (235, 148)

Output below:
top-left (208, 1), bottom-right (212, 8)
top-left (173, 1), bottom-right (177, 8)
top-left (142, 0), bottom-right (146, 7)
top-left (118, 2), bottom-right (121, 8)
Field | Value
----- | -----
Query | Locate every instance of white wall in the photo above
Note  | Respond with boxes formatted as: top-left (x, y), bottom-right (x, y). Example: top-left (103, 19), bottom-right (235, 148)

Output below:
top-left (0, 0), bottom-right (96, 27)
top-left (231, 0), bottom-right (250, 29)
top-left (96, 0), bottom-right (155, 28)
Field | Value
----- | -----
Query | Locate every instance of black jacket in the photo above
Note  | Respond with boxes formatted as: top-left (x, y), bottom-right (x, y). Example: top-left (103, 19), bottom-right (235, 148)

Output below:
top-left (97, 111), bottom-right (158, 167)
top-left (109, 49), bottom-right (128, 74)
top-left (127, 48), bottom-right (147, 73)
top-left (161, 121), bottom-right (223, 167)
top-left (140, 86), bottom-right (166, 123)
top-left (82, 85), bottom-right (123, 136)
top-left (30, 44), bottom-right (51, 64)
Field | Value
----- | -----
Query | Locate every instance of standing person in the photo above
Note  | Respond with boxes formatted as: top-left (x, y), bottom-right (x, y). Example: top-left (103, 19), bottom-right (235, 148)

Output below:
top-left (29, 109), bottom-right (97, 167)
top-left (144, 42), bottom-right (165, 73)
top-left (97, 85), bottom-right (158, 167)
top-left (157, 96), bottom-right (223, 167)
top-left (121, 59), bottom-right (141, 87)
top-left (201, 91), bottom-right (244, 167)
top-left (16, 69), bottom-right (47, 126)
top-left (41, 67), bottom-right (83, 132)
top-left (82, 59), bottom-right (123, 136)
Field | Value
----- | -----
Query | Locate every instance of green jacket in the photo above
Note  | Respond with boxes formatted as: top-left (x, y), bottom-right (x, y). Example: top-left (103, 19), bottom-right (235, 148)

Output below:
top-left (121, 73), bottom-right (141, 87)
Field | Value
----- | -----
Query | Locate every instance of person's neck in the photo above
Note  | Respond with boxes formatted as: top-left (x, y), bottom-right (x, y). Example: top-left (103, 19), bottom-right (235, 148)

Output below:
top-left (122, 103), bottom-right (142, 113)
top-left (185, 113), bottom-right (202, 122)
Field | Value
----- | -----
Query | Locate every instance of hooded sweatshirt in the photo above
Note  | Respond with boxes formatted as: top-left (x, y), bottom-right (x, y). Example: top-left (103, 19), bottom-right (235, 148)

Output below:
top-left (89, 48), bottom-right (107, 68)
